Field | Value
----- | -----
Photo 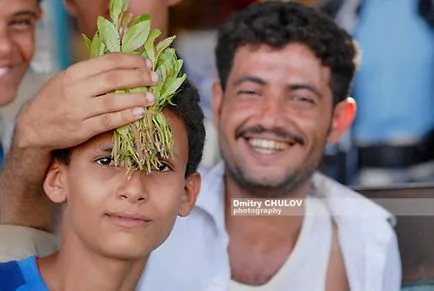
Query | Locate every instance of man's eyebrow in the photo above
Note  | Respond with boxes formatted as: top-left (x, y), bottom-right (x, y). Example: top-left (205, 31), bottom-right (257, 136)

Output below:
top-left (288, 83), bottom-right (323, 99)
top-left (12, 10), bottom-right (39, 18)
top-left (233, 76), bottom-right (266, 87)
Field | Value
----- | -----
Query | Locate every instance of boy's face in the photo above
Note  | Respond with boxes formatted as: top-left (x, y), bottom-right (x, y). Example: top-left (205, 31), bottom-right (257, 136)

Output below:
top-left (0, 0), bottom-right (40, 106)
top-left (44, 110), bottom-right (200, 259)
top-left (63, 0), bottom-right (182, 39)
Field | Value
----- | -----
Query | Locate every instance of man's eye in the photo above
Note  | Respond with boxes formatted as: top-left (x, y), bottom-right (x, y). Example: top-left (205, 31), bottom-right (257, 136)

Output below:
top-left (238, 90), bottom-right (258, 95)
top-left (96, 156), bottom-right (114, 166)
top-left (293, 95), bottom-right (315, 104)
top-left (10, 19), bottom-right (33, 29)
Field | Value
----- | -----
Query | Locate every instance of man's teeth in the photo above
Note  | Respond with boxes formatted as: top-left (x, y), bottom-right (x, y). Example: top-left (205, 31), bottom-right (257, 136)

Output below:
top-left (248, 138), bottom-right (290, 154)
top-left (0, 67), bottom-right (11, 76)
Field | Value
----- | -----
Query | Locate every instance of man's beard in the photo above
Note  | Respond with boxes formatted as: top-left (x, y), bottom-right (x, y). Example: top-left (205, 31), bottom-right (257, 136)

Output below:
top-left (223, 155), bottom-right (321, 199)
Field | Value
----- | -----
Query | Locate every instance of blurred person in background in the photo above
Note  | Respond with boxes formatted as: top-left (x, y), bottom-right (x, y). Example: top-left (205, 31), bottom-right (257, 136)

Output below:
top-left (63, 0), bottom-right (182, 42)
top-left (0, 0), bottom-right (41, 164)
top-left (0, 0), bottom-right (179, 261)
top-left (320, 0), bottom-right (434, 186)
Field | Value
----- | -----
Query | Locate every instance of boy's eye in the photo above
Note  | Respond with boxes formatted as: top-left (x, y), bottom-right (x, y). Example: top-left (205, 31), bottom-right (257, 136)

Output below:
top-left (96, 156), bottom-right (114, 166)
top-left (155, 162), bottom-right (171, 172)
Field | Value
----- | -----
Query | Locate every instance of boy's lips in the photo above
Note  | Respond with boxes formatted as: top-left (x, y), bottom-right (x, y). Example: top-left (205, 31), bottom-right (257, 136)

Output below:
top-left (105, 211), bottom-right (152, 228)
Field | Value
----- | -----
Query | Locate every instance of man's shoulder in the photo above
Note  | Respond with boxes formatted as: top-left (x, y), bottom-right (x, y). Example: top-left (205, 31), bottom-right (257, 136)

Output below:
top-left (313, 172), bottom-right (395, 226)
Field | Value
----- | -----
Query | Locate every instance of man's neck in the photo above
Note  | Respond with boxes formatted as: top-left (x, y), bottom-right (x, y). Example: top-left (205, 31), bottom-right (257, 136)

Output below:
top-left (38, 231), bottom-right (147, 291)
top-left (224, 172), bottom-right (312, 285)
top-left (224, 172), bottom-right (312, 247)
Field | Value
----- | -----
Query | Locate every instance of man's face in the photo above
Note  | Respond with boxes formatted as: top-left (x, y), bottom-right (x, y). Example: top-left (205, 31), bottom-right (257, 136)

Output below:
top-left (213, 43), bottom-right (343, 197)
top-left (45, 110), bottom-right (200, 259)
top-left (64, 0), bottom-right (180, 38)
top-left (0, 0), bottom-right (40, 106)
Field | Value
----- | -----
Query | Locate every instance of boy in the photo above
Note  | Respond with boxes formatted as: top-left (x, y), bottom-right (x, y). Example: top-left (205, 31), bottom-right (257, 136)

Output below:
top-left (0, 79), bottom-right (205, 290)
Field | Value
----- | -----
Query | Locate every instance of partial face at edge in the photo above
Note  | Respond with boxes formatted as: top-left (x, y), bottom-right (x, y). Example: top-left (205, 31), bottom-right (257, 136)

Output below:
top-left (44, 110), bottom-right (200, 260)
top-left (0, 0), bottom-right (40, 106)
top-left (63, 0), bottom-right (182, 38)
top-left (213, 43), bottom-right (355, 197)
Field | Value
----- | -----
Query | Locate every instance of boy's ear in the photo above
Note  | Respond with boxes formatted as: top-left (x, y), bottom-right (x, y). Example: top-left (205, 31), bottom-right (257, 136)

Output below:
top-left (327, 97), bottom-right (357, 144)
top-left (43, 160), bottom-right (68, 204)
top-left (212, 81), bottom-right (223, 129)
top-left (178, 172), bottom-right (201, 217)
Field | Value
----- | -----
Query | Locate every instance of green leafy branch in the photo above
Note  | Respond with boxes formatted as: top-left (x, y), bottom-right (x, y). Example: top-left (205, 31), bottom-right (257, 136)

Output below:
top-left (83, 0), bottom-right (186, 175)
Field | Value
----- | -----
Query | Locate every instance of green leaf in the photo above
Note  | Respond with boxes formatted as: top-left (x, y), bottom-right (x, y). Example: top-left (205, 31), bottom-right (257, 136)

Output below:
top-left (97, 16), bottom-right (120, 52)
top-left (110, 0), bottom-right (127, 29)
top-left (156, 36), bottom-right (176, 61)
top-left (82, 34), bottom-right (92, 51)
top-left (132, 14), bottom-right (151, 25)
top-left (163, 74), bottom-right (186, 100)
top-left (121, 19), bottom-right (150, 53)
top-left (90, 33), bottom-right (106, 57)
top-left (144, 29), bottom-right (161, 68)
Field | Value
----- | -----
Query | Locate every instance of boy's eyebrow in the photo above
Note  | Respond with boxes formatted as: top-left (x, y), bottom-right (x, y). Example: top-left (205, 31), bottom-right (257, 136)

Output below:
top-left (95, 144), bottom-right (113, 154)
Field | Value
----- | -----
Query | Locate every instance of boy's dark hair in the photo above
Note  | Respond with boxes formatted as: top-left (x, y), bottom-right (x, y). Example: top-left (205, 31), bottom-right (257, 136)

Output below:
top-left (215, 1), bottom-right (359, 106)
top-left (53, 79), bottom-right (206, 177)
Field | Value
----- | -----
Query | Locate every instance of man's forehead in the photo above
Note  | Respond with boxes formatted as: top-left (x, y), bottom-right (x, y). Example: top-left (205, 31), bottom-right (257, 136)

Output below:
top-left (0, 0), bottom-right (39, 13)
top-left (230, 44), bottom-right (330, 86)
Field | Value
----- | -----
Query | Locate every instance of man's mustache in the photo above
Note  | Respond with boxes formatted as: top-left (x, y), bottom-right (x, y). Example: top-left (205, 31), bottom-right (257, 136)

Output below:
top-left (236, 126), bottom-right (305, 146)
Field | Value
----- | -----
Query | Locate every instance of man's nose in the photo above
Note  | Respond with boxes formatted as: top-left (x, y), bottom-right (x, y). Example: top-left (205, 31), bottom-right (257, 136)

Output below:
top-left (0, 26), bottom-right (14, 57)
top-left (258, 95), bottom-right (287, 129)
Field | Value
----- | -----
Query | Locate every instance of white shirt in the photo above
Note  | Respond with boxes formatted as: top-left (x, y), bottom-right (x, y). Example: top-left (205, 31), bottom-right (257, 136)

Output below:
top-left (138, 162), bottom-right (402, 291)
top-left (229, 198), bottom-right (333, 291)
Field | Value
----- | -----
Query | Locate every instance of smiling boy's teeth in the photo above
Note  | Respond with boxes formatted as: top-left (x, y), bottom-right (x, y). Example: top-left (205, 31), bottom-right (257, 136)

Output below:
top-left (248, 138), bottom-right (289, 151)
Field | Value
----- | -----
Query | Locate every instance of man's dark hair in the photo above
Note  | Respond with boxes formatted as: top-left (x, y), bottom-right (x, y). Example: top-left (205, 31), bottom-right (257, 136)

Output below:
top-left (215, 1), bottom-right (359, 105)
top-left (53, 79), bottom-right (206, 177)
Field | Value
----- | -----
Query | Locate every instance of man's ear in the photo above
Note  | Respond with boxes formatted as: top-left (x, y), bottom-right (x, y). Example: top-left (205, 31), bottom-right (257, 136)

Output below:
top-left (166, 0), bottom-right (183, 7)
top-left (63, 0), bottom-right (78, 17)
top-left (43, 160), bottom-right (68, 204)
top-left (327, 97), bottom-right (357, 144)
top-left (178, 172), bottom-right (201, 217)
top-left (212, 81), bottom-right (223, 129)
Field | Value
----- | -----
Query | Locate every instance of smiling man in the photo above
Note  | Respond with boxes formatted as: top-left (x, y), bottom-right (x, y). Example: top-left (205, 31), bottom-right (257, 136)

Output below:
top-left (138, 2), bottom-right (401, 291)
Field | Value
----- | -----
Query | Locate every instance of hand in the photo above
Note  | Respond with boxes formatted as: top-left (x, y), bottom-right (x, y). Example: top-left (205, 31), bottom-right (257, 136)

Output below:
top-left (14, 53), bottom-right (157, 151)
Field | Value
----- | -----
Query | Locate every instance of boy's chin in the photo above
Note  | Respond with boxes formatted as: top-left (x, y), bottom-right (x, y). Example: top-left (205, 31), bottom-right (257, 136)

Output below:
top-left (99, 244), bottom-right (151, 261)
top-left (96, 237), bottom-right (156, 261)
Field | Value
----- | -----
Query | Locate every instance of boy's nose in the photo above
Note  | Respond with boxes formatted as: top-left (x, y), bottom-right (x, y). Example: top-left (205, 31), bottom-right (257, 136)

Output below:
top-left (116, 172), bottom-right (148, 203)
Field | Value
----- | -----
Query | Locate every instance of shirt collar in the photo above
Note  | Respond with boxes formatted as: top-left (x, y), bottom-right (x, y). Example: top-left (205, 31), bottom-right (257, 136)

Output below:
top-left (196, 162), bottom-right (395, 229)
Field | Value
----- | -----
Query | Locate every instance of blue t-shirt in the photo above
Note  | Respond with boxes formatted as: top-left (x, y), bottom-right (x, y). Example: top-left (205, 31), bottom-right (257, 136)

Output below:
top-left (0, 256), bottom-right (48, 290)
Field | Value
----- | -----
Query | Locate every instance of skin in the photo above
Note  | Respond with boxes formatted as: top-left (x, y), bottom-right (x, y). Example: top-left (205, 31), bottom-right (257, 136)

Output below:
top-left (0, 0), bottom-right (40, 106)
top-left (212, 43), bottom-right (356, 288)
top-left (63, 0), bottom-right (182, 39)
top-left (38, 110), bottom-right (201, 291)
